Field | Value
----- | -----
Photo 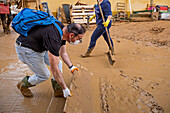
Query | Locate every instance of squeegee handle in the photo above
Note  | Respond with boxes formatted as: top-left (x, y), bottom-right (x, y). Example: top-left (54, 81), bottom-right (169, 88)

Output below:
top-left (97, 0), bottom-right (113, 55)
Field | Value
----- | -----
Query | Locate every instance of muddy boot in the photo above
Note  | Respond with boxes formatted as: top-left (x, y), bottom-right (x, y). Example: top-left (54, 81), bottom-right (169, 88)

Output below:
top-left (17, 76), bottom-right (35, 97)
top-left (81, 47), bottom-right (94, 58)
top-left (110, 46), bottom-right (114, 55)
top-left (3, 28), bottom-right (8, 34)
top-left (6, 26), bottom-right (10, 34)
top-left (51, 79), bottom-right (63, 97)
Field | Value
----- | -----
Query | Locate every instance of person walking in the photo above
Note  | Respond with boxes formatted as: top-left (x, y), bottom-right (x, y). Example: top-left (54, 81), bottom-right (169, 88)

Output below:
top-left (81, 0), bottom-right (114, 57)
top-left (0, 0), bottom-right (13, 34)
top-left (15, 22), bottom-right (86, 98)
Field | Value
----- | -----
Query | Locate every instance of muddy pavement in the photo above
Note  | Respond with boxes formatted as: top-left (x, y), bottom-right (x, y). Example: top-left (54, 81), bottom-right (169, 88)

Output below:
top-left (0, 28), bottom-right (66, 113)
top-left (0, 21), bottom-right (170, 113)
top-left (67, 21), bottom-right (170, 113)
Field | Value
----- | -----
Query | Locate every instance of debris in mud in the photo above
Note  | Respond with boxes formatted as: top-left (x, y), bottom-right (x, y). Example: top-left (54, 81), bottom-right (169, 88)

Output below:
top-left (140, 90), bottom-right (164, 113)
top-left (100, 78), bottom-right (110, 112)
top-left (149, 27), bottom-right (165, 34)
top-left (129, 76), bottom-right (164, 113)
top-left (131, 76), bottom-right (143, 84)
top-left (112, 21), bottom-right (170, 47)
top-left (119, 70), bottom-right (129, 78)
top-left (152, 39), bottom-right (168, 46)
top-left (118, 70), bottom-right (164, 113)
top-left (99, 74), bottom-right (165, 113)
top-left (117, 39), bottom-right (120, 43)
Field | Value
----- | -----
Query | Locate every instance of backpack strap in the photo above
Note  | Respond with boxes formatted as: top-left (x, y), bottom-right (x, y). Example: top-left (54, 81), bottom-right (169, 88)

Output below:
top-left (53, 22), bottom-right (63, 39)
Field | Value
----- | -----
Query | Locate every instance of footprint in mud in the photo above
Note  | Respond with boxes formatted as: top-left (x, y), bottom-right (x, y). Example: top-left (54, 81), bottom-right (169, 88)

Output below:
top-left (119, 70), bottom-right (164, 113)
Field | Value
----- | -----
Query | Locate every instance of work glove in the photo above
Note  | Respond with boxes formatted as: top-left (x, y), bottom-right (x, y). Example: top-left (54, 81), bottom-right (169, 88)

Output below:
top-left (63, 87), bottom-right (72, 98)
top-left (103, 19), bottom-right (110, 27)
top-left (89, 14), bottom-right (96, 22)
top-left (69, 65), bottom-right (79, 73)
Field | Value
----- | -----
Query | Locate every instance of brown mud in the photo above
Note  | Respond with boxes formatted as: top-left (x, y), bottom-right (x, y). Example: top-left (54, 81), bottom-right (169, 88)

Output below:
top-left (0, 21), bottom-right (170, 113)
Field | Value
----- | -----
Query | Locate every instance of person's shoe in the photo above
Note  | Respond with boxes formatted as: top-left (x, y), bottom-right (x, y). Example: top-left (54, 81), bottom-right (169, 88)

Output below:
top-left (17, 76), bottom-right (35, 97)
top-left (6, 30), bottom-right (10, 34)
top-left (3, 28), bottom-right (7, 34)
top-left (81, 48), bottom-right (94, 58)
top-left (110, 46), bottom-right (114, 55)
top-left (6, 26), bottom-right (10, 34)
top-left (2, 20), bottom-right (7, 33)
top-left (51, 79), bottom-right (63, 97)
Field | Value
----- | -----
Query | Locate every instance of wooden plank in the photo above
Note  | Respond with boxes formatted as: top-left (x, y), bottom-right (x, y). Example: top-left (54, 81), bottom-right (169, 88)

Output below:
top-left (133, 10), bottom-right (152, 14)
top-left (117, 8), bottom-right (125, 10)
top-left (70, 5), bottom-right (95, 24)
top-left (71, 13), bottom-right (95, 16)
top-left (72, 10), bottom-right (94, 12)
top-left (131, 14), bottom-right (151, 17)
top-left (72, 5), bottom-right (94, 9)
top-left (73, 20), bottom-right (87, 24)
top-left (73, 19), bottom-right (96, 24)
top-left (72, 15), bottom-right (93, 19)
top-left (130, 17), bottom-right (153, 22)
top-left (72, 16), bottom-right (84, 19)
top-left (25, 0), bottom-right (36, 2)
top-left (72, 15), bottom-right (95, 18)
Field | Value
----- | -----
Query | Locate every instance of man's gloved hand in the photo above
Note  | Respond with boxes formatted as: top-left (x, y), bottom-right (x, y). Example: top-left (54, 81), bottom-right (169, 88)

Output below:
top-left (63, 87), bottom-right (72, 98)
top-left (69, 65), bottom-right (79, 73)
top-left (89, 14), bottom-right (96, 22)
top-left (103, 19), bottom-right (110, 27)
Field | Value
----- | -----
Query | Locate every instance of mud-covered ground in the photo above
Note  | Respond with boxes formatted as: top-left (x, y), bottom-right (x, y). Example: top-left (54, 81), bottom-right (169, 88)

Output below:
top-left (0, 21), bottom-right (170, 113)
top-left (112, 21), bottom-right (170, 47)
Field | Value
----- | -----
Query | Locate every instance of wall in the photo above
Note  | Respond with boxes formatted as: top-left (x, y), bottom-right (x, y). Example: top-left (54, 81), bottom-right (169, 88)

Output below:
top-left (41, 0), bottom-right (170, 17)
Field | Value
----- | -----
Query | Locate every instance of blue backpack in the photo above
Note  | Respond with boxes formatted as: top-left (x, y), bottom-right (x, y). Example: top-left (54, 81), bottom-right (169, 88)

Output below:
top-left (12, 8), bottom-right (63, 38)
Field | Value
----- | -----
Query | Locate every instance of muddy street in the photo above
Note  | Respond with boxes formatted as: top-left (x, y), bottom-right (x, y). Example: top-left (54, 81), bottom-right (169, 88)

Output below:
top-left (0, 21), bottom-right (170, 113)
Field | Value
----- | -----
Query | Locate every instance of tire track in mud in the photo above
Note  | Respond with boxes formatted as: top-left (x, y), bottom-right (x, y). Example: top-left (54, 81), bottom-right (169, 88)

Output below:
top-left (99, 71), bottom-right (164, 113)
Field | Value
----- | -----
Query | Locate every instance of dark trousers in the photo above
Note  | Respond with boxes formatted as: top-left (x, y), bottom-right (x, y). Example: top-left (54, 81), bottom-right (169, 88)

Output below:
top-left (0, 13), bottom-right (13, 33)
top-left (88, 22), bottom-right (114, 51)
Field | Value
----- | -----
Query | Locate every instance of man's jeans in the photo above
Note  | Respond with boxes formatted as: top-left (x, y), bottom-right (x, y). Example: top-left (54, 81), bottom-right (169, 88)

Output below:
top-left (15, 44), bottom-right (62, 85)
top-left (88, 22), bottom-right (114, 51)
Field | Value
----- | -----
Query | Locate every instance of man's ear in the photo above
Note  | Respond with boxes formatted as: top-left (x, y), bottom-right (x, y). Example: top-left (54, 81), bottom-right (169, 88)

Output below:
top-left (69, 33), bottom-right (75, 39)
